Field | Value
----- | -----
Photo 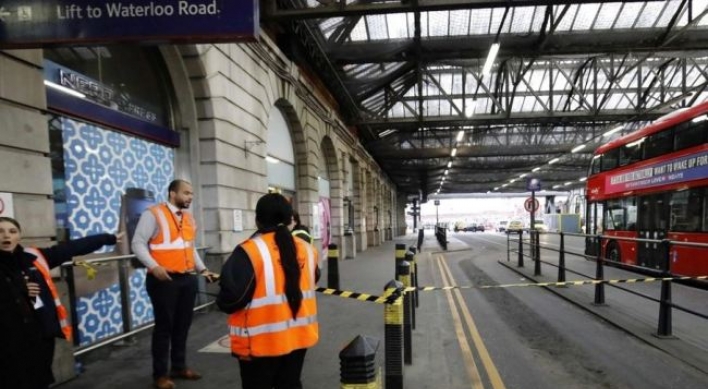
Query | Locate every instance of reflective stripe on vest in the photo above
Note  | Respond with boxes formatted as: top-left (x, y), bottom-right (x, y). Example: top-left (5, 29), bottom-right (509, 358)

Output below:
top-left (292, 229), bottom-right (313, 245)
top-left (25, 248), bottom-right (73, 341)
top-left (148, 204), bottom-right (196, 273)
top-left (228, 233), bottom-right (318, 358)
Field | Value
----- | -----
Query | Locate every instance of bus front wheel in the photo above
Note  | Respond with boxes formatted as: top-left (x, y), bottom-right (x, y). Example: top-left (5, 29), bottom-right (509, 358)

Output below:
top-left (605, 242), bottom-right (621, 263)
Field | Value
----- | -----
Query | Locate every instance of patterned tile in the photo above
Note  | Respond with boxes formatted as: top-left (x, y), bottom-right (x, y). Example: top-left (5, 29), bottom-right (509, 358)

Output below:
top-left (58, 117), bottom-right (173, 346)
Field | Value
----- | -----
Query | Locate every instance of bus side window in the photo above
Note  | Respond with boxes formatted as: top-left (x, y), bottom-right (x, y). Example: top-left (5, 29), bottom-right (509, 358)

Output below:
top-left (644, 128), bottom-right (673, 160)
top-left (601, 148), bottom-right (619, 172)
top-left (674, 120), bottom-right (706, 151)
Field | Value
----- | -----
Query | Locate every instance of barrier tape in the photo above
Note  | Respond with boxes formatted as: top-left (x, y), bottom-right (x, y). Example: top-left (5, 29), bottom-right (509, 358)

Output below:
top-left (73, 260), bottom-right (98, 281)
top-left (315, 287), bottom-right (402, 305)
top-left (314, 275), bottom-right (708, 304)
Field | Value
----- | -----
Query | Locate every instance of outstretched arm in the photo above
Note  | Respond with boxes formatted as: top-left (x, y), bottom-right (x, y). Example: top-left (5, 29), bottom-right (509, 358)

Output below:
top-left (216, 246), bottom-right (256, 314)
top-left (41, 233), bottom-right (121, 269)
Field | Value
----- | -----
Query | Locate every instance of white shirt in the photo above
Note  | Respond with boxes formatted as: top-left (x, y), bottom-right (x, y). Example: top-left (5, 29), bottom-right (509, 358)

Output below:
top-left (131, 202), bottom-right (206, 272)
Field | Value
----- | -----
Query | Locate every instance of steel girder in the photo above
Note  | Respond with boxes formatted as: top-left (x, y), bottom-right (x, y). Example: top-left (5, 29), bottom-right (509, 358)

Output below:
top-left (264, 0), bottom-right (708, 195)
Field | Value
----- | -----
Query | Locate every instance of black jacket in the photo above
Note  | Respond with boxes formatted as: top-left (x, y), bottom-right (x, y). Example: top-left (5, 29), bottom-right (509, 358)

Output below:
top-left (0, 234), bottom-right (116, 389)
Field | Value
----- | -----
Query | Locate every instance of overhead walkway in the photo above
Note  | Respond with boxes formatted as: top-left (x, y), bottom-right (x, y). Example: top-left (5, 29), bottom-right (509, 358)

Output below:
top-left (57, 231), bottom-right (708, 389)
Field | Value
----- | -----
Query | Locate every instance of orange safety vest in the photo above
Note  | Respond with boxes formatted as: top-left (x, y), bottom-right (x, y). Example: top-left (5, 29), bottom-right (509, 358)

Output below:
top-left (228, 232), bottom-right (318, 358)
top-left (148, 204), bottom-right (196, 273)
top-left (24, 247), bottom-right (73, 341)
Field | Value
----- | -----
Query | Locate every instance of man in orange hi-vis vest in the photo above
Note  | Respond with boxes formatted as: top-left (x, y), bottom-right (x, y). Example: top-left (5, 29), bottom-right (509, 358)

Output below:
top-left (217, 193), bottom-right (320, 389)
top-left (132, 179), bottom-right (217, 389)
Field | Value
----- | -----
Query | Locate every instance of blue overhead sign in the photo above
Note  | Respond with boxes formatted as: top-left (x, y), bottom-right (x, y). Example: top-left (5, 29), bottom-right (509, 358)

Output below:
top-left (0, 0), bottom-right (258, 48)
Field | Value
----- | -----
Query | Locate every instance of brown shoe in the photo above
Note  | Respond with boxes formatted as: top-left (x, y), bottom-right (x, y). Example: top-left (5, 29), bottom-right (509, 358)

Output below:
top-left (171, 368), bottom-right (202, 380)
top-left (154, 376), bottom-right (176, 389)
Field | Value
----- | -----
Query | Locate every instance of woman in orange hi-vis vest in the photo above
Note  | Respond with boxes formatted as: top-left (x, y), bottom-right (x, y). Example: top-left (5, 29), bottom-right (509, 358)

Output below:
top-left (0, 216), bottom-right (121, 389)
top-left (217, 193), bottom-right (320, 389)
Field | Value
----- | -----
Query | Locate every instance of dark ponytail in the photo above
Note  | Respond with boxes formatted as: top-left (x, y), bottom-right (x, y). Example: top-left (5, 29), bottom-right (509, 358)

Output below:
top-left (255, 193), bottom-right (302, 318)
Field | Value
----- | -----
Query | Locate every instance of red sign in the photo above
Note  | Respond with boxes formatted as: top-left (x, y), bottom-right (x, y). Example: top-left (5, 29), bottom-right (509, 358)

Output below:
top-left (524, 197), bottom-right (539, 213)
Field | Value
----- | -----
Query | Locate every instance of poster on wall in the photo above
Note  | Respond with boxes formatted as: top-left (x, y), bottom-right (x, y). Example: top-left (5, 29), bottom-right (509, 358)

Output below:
top-left (0, 192), bottom-right (15, 218)
top-left (312, 204), bottom-right (321, 240)
top-left (319, 197), bottom-right (331, 252)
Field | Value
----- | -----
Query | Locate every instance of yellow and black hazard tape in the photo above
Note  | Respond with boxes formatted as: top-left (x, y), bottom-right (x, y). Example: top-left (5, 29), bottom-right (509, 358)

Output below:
top-left (406, 275), bottom-right (708, 292)
top-left (315, 275), bottom-right (708, 304)
top-left (315, 287), bottom-right (402, 305)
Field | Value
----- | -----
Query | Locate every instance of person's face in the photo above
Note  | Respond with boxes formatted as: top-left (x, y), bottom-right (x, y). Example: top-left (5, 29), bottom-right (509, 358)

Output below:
top-left (170, 183), bottom-right (194, 209)
top-left (0, 221), bottom-right (22, 253)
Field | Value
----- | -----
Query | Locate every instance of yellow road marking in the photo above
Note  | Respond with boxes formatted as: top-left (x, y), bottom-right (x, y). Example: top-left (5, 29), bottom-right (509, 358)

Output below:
top-left (435, 255), bottom-right (484, 389)
top-left (438, 254), bottom-right (507, 389)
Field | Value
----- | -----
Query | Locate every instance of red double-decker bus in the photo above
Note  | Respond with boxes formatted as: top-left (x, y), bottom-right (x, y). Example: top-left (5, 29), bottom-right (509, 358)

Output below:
top-left (585, 101), bottom-right (708, 277)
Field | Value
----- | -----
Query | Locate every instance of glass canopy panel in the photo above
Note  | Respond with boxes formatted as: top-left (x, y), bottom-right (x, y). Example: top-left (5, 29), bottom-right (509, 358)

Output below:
top-left (528, 69), bottom-right (545, 90)
top-left (510, 7), bottom-right (534, 33)
top-left (470, 9), bottom-right (492, 35)
top-left (427, 11), bottom-right (449, 36)
top-left (387, 13), bottom-right (410, 39)
top-left (367, 15), bottom-right (388, 40)
top-left (635, 2), bottom-right (664, 28)
top-left (656, 1), bottom-right (682, 27)
top-left (593, 3), bottom-right (621, 30)
top-left (490, 8), bottom-right (507, 34)
top-left (350, 18), bottom-right (368, 41)
top-left (449, 9), bottom-right (470, 36)
top-left (319, 17), bottom-right (344, 40)
top-left (572, 3), bottom-right (600, 30)
top-left (555, 4), bottom-right (579, 32)
top-left (530, 6), bottom-right (546, 33)
top-left (614, 3), bottom-right (642, 28)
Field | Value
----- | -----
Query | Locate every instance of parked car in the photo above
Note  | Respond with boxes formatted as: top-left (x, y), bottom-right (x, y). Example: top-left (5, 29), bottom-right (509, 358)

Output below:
top-left (506, 220), bottom-right (524, 232)
top-left (532, 220), bottom-right (548, 233)
top-left (497, 220), bottom-right (508, 232)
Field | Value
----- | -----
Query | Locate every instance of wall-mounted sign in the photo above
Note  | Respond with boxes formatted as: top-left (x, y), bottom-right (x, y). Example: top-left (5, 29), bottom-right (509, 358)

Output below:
top-left (232, 210), bottom-right (243, 232)
top-left (0, 192), bottom-right (14, 218)
top-left (0, 0), bottom-right (258, 48)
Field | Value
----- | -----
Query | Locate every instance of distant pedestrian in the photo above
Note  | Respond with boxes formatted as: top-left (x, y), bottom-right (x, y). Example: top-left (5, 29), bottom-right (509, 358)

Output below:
top-left (290, 211), bottom-right (313, 245)
top-left (217, 193), bottom-right (319, 389)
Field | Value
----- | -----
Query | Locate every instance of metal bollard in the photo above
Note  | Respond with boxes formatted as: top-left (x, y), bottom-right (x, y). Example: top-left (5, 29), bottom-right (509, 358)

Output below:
top-left (395, 243), bottom-right (406, 274)
top-left (405, 250), bottom-right (416, 329)
top-left (396, 261), bottom-right (413, 365)
top-left (534, 230), bottom-right (542, 276)
top-left (557, 232), bottom-right (566, 283)
top-left (517, 230), bottom-right (524, 267)
top-left (383, 280), bottom-right (404, 389)
top-left (594, 235), bottom-right (605, 305)
top-left (657, 239), bottom-right (673, 337)
top-left (340, 335), bottom-right (381, 389)
top-left (409, 246), bottom-right (419, 309)
top-left (328, 243), bottom-right (340, 290)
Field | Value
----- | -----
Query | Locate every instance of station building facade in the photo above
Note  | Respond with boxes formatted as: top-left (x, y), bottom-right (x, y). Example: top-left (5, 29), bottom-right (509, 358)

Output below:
top-left (0, 35), bottom-right (408, 378)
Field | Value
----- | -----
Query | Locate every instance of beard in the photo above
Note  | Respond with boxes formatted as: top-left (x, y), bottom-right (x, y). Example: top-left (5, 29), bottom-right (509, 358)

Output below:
top-left (175, 199), bottom-right (191, 209)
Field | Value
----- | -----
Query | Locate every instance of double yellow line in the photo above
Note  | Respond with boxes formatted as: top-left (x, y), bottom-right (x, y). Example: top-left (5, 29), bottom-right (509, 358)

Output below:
top-left (435, 254), bottom-right (506, 389)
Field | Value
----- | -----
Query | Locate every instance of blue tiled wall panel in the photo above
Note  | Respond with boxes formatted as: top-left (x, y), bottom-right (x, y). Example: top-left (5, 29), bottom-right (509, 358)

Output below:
top-left (60, 117), bottom-right (174, 346)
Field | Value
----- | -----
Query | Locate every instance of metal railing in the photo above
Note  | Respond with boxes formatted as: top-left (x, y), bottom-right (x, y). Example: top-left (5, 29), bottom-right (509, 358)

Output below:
top-left (506, 230), bottom-right (708, 337)
top-left (60, 247), bottom-right (212, 355)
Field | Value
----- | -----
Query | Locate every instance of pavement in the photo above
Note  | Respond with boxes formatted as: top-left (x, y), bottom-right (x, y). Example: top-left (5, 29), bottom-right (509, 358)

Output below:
top-left (56, 230), bottom-right (708, 389)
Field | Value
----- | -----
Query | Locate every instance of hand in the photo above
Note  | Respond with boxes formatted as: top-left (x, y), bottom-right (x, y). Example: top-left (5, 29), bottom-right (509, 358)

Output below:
top-left (201, 270), bottom-right (219, 283)
top-left (151, 266), bottom-right (172, 281)
top-left (115, 231), bottom-right (126, 243)
top-left (26, 281), bottom-right (41, 298)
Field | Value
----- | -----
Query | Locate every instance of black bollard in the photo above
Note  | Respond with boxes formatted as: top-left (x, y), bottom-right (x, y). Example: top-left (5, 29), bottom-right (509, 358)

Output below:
top-left (396, 261), bottom-right (413, 365)
top-left (409, 246), bottom-right (419, 309)
top-left (383, 280), bottom-right (404, 389)
top-left (534, 230), bottom-right (542, 276)
top-left (395, 243), bottom-right (406, 274)
top-left (558, 232), bottom-right (566, 283)
top-left (404, 250), bottom-right (416, 329)
top-left (657, 240), bottom-right (673, 337)
top-left (340, 335), bottom-right (381, 389)
top-left (594, 235), bottom-right (605, 305)
top-left (327, 244), bottom-right (340, 290)
top-left (517, 230), bottom-right (524, 267)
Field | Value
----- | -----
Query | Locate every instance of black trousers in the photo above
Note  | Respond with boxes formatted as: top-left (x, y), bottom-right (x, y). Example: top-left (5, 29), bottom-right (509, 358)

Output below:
top-left (238, 348), bottom-right (308, 389)
top-left (146, 273), bottom-right (198, 378)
